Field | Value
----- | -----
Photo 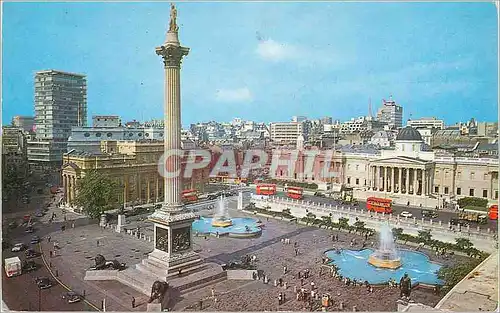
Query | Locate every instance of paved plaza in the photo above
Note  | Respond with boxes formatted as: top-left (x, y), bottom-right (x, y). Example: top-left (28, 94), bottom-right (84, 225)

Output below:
top-left (38, 199), bottom-right (471, 311)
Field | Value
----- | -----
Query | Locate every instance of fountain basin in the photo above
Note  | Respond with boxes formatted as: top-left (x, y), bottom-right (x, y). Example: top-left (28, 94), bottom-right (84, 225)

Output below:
top-left (325, 248), bottom-right (443, 285)
top-left (211, 219), bottom-right (233, 228)
top-left (367, 254), bottom-right (402, 269)
top-left (193, 217), bottom-right (262, 238)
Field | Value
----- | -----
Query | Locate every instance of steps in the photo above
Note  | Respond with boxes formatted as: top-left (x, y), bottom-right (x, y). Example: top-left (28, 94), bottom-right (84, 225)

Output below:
top-left (116, 267), bottom-right (161, 295)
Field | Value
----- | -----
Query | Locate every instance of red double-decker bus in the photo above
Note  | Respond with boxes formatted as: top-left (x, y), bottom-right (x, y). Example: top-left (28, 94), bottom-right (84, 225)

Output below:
top-left (287, 186), bottom-right (304, 200)
top-left (256, 184), bottom-right (277, 196)
top-left (366, 197), bottom-right (393, 214)
top-left (489, 205), bottom-right (498, 220)
top-left (182, 189), bottom-right (198, 203)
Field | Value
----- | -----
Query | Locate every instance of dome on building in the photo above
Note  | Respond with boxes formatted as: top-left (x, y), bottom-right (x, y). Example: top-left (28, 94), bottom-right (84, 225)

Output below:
top-left (396, 126), bottom-right (422, 141)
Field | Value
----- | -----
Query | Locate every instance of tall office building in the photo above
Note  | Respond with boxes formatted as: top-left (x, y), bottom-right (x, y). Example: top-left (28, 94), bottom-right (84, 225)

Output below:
top-left (12, 115), bottom-right (35, 132)
top-left (376, 96), bottom-right (403, 129)
top-left (28, 70), bottom-right (87, 170)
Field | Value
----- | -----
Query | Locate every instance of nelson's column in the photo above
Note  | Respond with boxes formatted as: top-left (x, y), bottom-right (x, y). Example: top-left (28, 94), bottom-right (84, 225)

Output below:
top-left (148, 3), bottom-right (201, 271)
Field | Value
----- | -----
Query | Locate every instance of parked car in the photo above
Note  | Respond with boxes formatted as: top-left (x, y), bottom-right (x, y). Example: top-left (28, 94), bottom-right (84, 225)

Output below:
top-left (313, 192), bottom-right (325, 197)
top-left (30, 236), bottom-right (40, 244)
top-left (23, 260), bottom-right (38, 272)
top-left (35, 277), bottom-right (52, 289)
top-left (61, 292), bottom-right (81, 304)
top-left (11, 243), bottom-right (25, 252)
top-left (400, 211), bottom-right (413, 218)
top-left (25, 249), bottom-right (39, 259)
top-left (421, 210), bottom-right (438, 219)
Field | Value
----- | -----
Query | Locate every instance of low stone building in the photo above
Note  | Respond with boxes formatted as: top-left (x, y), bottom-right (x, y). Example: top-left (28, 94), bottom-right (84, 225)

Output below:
top-left (61, 140), bottom-right (211, 207)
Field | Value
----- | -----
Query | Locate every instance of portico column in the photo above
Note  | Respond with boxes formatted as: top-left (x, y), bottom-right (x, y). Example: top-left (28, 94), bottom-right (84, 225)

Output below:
top-left (147, 175), bottom-right (151, 203)
top-left (412, 169), bottom-right (417, 195)
top-left (422, 169), bottom-right (427, 196)
top-left (373, 166), bottom-right (377, 190)
top-left (405, 167), bottom-right (410, 194)
top-left (124, 175), bottom-right (129, 205)
top-left (383, 167), bottom-right (387, 191)
top-left (398, 168), bottom-right (402, 193)
top-left (391, 167), bottom-right (395, 193)
top-left (155, 176), bottom-right (159, 202)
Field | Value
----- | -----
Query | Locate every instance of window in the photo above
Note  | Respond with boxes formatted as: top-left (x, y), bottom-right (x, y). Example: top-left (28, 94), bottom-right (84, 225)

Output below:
top-left (138, 133), bottom-right (142, 137)
top-left (145, 133), bottom-right (150, 137)
top-left (348, 164), bottom-right (351, 169)
top-left (457, 171), bottom-right (461, 179)
top-left (84, 132), bottom-right (90, 137)
top-left (470, 172), bottom-right (475, 180)
top-left (95, 133), bottom-right (101, 137)
top-left (107, 133), bottom-right (112, 137)
top-left (129, 133), bottom-right (133, 137)
top-left (356, 165), bottom-right (359, 171)
top-left (444, 187), bottom-right (449, 194)
top-left (495, 190), bottom-right (498, 199)
top-left (434, 186), bottom-right (439, 193)
top-left (355, 178), bottom-right (359, 185)
top-left (483, 173), bottom-right (488, 180)
top-left (347, 177), bottom-right (351, 184)
top-left (445, 171), bottom-right (449, 179)
top-left (483, 190), bottom-right (488, 198)
top-left (457, 187), bottom-right (461, 195)
top-left (469, 189), bottom-right (474, 196)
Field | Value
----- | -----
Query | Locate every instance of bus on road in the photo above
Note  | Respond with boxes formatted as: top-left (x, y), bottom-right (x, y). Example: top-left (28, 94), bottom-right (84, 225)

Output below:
top-left (489, 205), bottom-right (498, 220)
top-left (256, 184), bottom-right (277, 196)
top-left (182, 189), bottom-right (198, 204)
top-left (366, 197), bottom-right (393, 214)
top-left (287, 186), bottom-right (304, 200)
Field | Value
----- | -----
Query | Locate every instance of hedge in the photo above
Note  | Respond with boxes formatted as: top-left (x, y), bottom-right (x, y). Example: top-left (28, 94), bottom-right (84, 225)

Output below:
top-left (262, 179), bottom-right (318, 190)
top-left (457, 197), bottom-right (488, 208)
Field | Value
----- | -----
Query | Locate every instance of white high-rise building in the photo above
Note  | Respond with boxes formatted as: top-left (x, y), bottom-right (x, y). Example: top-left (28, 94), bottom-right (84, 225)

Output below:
top-left (270, 122), bottom-right (303, 145)
top-left (376, 96), bottom-right (403, 129)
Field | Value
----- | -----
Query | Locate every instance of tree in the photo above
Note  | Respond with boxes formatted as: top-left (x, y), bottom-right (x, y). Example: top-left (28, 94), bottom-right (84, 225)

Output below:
top-left (320, 216), bottom-right (332, 229)
top-left (74, 170), bottom-right (120, 219)
top-left (2, 165), bottom-right (23, 199)
top-left (353, 220), bottom-right (366, 234)
top-left (457, 197), bottom-right (488, 209)
top-left (417, 230), bottom-right (432, 246)
top-left (338, 217), bottom-right (349, 230)
top-left (455, 238), bottom-right (474, 251)
top-left (392, 228), bottom-right (404, 240)
top-left (438, 259), bottom-right (482, 288)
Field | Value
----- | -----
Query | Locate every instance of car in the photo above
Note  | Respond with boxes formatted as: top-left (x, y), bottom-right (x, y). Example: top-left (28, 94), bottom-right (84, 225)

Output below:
top-left (35, 211), bottom-right (44, 218)
top-left (25, 226), bottom-right (34, 233)
top-left (61, 292), bottom-right (81, 304)
top-left (23, 260), bottom-right (38, 272)
top-left (35, 277), bottom-right (52, 289)
top-left (11, 243), bottom-right (25, 252)
top-left (313, 192), bottom-right (325, 197)
top-left (400, 211), bottom-right (413, 218)
top-left (25, 249), bottom-right (39, 259)
top-left (30, 236), bottom-right (40, 244)
top-left (422, 210), bottom-right (438, 219)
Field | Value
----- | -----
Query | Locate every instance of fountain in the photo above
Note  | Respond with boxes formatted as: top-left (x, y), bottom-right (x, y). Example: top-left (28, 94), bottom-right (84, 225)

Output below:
top-left (211, 196), bottom-right (233, 227)
top-left (368, 223), bottom-right (402, 269)
top-left (191, 196), bottom-right (262, 238)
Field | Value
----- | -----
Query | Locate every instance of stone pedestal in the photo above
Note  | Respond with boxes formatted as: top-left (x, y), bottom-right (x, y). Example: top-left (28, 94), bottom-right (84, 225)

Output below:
top-left (115, 214), bottom-right (126, 233)
top-left (147, 303), bottom-right (162, 312)
top-left (237, 191), bottom-right (243, 210)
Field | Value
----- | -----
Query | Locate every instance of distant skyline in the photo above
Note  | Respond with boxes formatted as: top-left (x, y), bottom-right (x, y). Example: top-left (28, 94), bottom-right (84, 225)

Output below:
top-left (2, 2), bottom-right (498, 127)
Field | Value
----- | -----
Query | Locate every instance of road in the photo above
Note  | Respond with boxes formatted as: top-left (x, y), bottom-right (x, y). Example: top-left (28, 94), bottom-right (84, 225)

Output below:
top-left (2, 192), bottom-right (98, 311)
top-left (271, 191), bottom-right (498, 230)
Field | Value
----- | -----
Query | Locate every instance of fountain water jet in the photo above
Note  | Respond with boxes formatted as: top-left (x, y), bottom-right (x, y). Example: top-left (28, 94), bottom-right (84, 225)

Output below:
top-left (368, 223), bottom-right (402, 269)
top-left (211, 195), bottom-right (233, 227)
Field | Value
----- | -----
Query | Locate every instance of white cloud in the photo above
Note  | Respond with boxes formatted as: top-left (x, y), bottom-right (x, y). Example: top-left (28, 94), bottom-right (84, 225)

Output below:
top-left (215, 87), bottom-right (252, 102)
top-left (256, 39), bottom-right (297, 62)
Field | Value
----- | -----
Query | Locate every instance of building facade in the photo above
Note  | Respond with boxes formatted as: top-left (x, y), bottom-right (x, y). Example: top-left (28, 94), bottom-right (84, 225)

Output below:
top-left (61, 141), bottom-right (210, 207)
top-left (407, 117), bottom-right (445, 130)
top-left (269, 122), bottom-right (303, 145)
top-left (28, 70), bottom-right (87, 169)
top-left (272, 126), bottom-right (499, 206)
top-left (376, 96), bottom-right (403, 129)
top-left (12, 116), bottom-right (35, 132)
top-left (2, 126), bottom-right (28, 174)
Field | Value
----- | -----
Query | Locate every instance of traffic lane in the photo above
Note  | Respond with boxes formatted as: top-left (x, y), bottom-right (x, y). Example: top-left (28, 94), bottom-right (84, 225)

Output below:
top-left (2, 253), bottom-right (85, 311)
top-left (273, 192), bottom-right (496, 229)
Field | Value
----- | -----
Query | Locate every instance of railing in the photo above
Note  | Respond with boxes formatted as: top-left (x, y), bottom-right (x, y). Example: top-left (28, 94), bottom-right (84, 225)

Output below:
top-left (251, 196), bottom-right (497, 240)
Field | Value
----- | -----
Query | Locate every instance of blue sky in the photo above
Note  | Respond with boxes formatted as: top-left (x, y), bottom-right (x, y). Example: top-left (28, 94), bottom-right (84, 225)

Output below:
top-left (2, 2), bottom-right (498, 127)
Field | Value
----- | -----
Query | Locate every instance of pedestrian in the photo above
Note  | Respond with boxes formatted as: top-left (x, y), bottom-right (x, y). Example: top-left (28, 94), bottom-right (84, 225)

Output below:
top-left (198, 299), bottom-right (203, 310)
top-left (55, 270), bottom-right (59, 277)
top-left (132, 296), bottom-right (135, 308)
top-left (83, 290), bottom-right (86, 297)
top-left (301, 278), bottom-right (304, 286)
top-left (49, 262), bottom-right (52, 268)
top-left (97, 239), bottom-right (100, 247)
top-left (72, 222), bottom-right (75, 228)
top-left (49, 251), bottom-right (53, 258)
top-left (295, 248), bottom-right (299, 256)
top-left (284, 281), bottom-right (288, 290)
top-left (283, 266), bottom-right (287, 274)
top-left (211, 287), bottom-right (215, 298)
top-left (47, 236), bottom-right (51, 243)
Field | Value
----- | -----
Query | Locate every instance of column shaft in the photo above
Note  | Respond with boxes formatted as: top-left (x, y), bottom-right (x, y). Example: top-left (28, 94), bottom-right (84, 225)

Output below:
top-left (405, 168), bottom-right (410, 194)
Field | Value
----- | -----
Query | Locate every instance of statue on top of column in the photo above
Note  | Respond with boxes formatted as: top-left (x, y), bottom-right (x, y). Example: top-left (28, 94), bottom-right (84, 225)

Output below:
top-left (169, 3), bottom-right (179, 32)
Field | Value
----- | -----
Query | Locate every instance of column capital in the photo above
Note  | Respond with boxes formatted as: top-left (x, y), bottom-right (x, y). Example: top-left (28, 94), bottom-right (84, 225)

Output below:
top-left (156, 45), bottom-right (190, 67)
